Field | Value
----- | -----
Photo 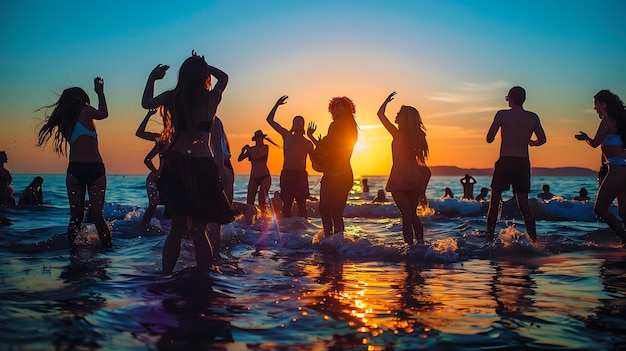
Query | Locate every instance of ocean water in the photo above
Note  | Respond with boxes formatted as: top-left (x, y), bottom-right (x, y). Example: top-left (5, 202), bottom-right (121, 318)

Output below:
top-left (1, 174), bottom-right (625, 350)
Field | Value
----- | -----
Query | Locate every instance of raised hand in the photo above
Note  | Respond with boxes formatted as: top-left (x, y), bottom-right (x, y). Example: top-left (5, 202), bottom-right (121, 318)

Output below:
top-left (149, 64), bottom-right (169, 81)
top-left (307, 122), bottom-right (319, 141)
top-left (276, 95), bottom-right (288, 106)
top-left (384, 91), bottom-right (397, 104)
top-left (94, 77), bottom-right (104, 95)
top-left (574, 131), bottom-right (588, 141)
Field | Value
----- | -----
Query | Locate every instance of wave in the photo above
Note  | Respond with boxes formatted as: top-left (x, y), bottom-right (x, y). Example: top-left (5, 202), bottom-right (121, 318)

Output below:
top-left (305, 197), bottom-right (611, 222)
top-left (2, 198), bottom-right (623, 266)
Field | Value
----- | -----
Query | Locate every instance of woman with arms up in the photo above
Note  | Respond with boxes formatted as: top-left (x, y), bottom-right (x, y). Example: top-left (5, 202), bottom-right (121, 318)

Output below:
top-left (37, 77), bottom-right (112, 248)
top-left (307, 96), bottom-right (358, 237)
top-left (377, 92), bottom-right (431, 245)
top-left (142, 51), bottom-right (234, 274)
top-left (575, 89), bottom-right (626, 245)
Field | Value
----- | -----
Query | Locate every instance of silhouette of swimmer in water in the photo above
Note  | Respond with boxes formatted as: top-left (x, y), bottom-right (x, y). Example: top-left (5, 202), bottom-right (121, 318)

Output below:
top-left (537, 184), bottom-right (556, 201)
top-left (0, 151), bottom-right (16, 206)
top-left (18, 176), bottom-right (44, 206)
top-left (442, 187), bottom-right (454, 199)
top-left (460, 173), bottom-right (477, 199)
top-left (573, 187), bottom-right (590, 202)
top-left (361, 178), bottom-right (370, 193)
top-left (371, 189), bottom-right (388, 203)
top-left (475, 187), bottom-right (489, 201)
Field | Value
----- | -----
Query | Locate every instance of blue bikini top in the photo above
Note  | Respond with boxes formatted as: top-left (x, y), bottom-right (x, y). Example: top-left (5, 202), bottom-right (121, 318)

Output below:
top-left (601, 134), bottom-right (624, 147)
top-left (69, 121), bottom-right (97, 145)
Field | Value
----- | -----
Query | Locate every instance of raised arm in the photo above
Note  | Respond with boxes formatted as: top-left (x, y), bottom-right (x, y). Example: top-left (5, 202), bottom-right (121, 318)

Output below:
top-left (85, 77), bottom-right (108, 120)
top-left (306, 122), bottom-right (321, 146)
top-left (136, 108), bottom-right (161, 141)
top-left (208, 64), bottom-right (229, 94)
top-left (377, 92), bottom-right (399, 137)
top-left (266, 96), bottom-right (289, 135)
top-left (238, 145), bottom-right (250, 162)
top-left (141, 64), bottom-right (169, 109)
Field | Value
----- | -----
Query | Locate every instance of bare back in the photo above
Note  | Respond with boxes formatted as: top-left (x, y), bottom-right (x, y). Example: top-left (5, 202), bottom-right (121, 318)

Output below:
top-left (487, 107), bottom-right (546, 157)
top-left (69, 106), bottom-right (105, 163)
top-left (282, 133), bottom-right (313, 171)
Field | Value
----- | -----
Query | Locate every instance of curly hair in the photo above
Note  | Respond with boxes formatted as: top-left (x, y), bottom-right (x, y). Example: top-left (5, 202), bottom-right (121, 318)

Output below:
top-left (36, 87), bottom-right (90, 156)
top-left (594, 89), bottom-right (626, 147)
top-left (328, 96), bottom-right (356, 114)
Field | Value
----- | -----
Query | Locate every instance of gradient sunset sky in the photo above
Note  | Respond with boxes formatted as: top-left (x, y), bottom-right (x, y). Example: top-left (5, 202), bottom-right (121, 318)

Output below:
top-left (1, 0), bottom-right (625, 176)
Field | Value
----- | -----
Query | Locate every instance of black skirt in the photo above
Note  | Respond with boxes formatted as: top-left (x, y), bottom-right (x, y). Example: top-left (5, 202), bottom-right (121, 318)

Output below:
top-left (159, 151), bottom-right (234, 224)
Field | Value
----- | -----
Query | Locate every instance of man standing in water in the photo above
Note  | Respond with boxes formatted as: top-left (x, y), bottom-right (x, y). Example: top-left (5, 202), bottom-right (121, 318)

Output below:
top-left (266, 95), bottom-right (314, 218)
top-left (486, 86), bottom-right (546, 242)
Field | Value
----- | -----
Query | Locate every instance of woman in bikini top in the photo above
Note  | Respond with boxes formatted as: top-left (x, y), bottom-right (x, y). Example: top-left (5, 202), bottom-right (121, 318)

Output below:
top-left (36, 77), bottom-right (112, 248)
top-left (574, 89), bottom-right (626, 245)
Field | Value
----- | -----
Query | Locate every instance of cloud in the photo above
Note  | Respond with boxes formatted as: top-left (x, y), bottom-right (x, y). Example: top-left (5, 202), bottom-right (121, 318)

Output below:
top-left (428, 106), bottom-right (501, 118)
top-left (425, 80), bottom-right (510, 104)
top-left (457, 80), bottom-right (510, 92)
top-left (358, 124), bottom-right (384, 131)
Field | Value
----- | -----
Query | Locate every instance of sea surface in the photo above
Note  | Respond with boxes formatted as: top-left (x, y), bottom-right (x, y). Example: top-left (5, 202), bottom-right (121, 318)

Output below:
top-left (0, 174), bottom-right (625, 350)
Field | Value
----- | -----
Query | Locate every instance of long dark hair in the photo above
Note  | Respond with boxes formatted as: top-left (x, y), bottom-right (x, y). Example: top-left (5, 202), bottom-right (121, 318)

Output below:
top-left (397, 105), bottom-right (428, 164)
top-left (595, 89), bottom-right (626, 146)
top-left (37, 87), bottom-right (90, 156)
top-left (160, 53), bottom-right (212, 143)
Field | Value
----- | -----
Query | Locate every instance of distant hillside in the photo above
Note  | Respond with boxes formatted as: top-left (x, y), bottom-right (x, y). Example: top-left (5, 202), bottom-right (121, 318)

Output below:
top-left (430, 166), bottom-right (596, 177)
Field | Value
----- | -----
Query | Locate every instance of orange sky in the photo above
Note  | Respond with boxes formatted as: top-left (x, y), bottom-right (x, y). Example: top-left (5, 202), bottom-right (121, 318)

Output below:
top-left (1, 2), bottom-right (623, 175)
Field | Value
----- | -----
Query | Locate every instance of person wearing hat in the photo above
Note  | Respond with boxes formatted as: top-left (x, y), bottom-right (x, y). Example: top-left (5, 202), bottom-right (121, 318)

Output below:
top-left (238, 129), bottom-right (278, 213)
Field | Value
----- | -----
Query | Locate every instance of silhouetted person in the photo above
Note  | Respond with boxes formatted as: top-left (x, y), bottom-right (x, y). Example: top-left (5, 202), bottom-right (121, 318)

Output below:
top-left (142, 51), bottom-right (234, 274)
top-left (537, 184), bottom-right (556, 201)
top-left (37, 78), bottom-right (112, 248)
top-left (442, 187), bottom-right (454, 199)
top-left (141, 140), bottom-right (168, 227)
top-left (573, 187), bottom-right (590, 202)
top-left (377, 92), bottom-right (430, 245)
top-left (460, 173), bottom-right (477, 200)
top-left (486, 86), bottom-right (546, 242)
top-left (135, 108), bottom-right (169, 227)
top-left (475, 187), bottom-right (489, 201)
top-left (135, 108), bottom-right (161, 141)
top-left (0, 151), bottom-right (16, 206)
top-left (371, 189), bottom-right (388, 203)
top-left (18, 176), bottom-right (44, 206)
top-left (362, 178), bottom-right (370, 193)
top-left (266, 96), bottom-right (313, 218)
top-left (307, 96), bottom-right (358, 237)
top-left (238, 130), bottom-right (277, 213)
top-left (575, 89), bottom-right (626, 245)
